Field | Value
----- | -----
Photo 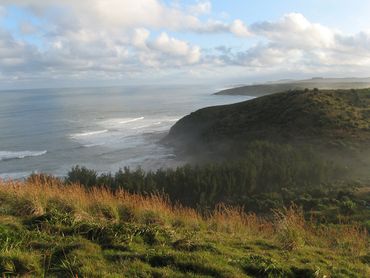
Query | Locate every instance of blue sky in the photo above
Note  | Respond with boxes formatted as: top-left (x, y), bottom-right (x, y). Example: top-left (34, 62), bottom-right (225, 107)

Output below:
top-left (1, 0), bottom-right (370, 89)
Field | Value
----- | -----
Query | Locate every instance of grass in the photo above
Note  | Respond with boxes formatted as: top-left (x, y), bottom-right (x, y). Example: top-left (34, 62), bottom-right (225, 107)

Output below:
top-left (0, 178), bottom-right (369, 277)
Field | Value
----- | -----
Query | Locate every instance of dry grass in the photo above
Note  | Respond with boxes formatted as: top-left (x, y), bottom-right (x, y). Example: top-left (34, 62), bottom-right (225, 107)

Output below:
top-left (0, 178), bottom-right (368, 257)
top-left (0, 178), bottom-right (202, 229)
top-left (209, 204), bottom-right (274, 236)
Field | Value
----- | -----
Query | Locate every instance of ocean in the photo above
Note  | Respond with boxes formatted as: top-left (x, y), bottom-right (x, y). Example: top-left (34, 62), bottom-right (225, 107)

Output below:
top-left (0, 85), bottom-right (250, 179)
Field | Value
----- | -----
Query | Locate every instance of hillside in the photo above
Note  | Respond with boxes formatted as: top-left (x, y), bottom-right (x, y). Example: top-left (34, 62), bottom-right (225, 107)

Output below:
top-left (0, 179), bottom-right (369, 277)
top-left (215, 78), bottom-right (370, 97)
top-left (166, 89), bottom-right (370, 159)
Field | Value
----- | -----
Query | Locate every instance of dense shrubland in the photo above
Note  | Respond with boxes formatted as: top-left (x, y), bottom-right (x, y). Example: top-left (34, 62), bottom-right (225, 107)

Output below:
top-left (63, 142), bottom-right (344, 209)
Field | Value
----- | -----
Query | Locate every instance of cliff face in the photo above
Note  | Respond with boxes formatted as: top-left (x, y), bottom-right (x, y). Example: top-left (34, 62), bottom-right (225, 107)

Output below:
top-left (165, 89), bottom-right (370, 158)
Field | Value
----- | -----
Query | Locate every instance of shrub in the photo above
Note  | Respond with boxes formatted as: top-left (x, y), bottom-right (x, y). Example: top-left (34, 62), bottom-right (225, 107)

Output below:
top-left (66, 166), bottom-right (97, 188)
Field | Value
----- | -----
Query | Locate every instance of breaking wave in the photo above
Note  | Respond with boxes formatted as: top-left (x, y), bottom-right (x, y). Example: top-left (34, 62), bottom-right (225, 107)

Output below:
top-left (0, 150), bottom-right (47, 161)
top-left (70, 130), bottom-right (108, 138)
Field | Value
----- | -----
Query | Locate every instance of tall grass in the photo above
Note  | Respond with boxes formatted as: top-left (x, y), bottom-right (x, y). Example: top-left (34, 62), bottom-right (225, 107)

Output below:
top-left (0, 178), bottom-right (367, 257)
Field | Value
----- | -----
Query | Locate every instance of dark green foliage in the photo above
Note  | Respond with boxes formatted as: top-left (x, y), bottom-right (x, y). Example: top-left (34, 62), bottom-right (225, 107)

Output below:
top-left (66, 141), bottom-right (343, 209)
top-left (166, 88), bottom-right (370, 162)
top-left (66, 166), bottom-right (97, 188)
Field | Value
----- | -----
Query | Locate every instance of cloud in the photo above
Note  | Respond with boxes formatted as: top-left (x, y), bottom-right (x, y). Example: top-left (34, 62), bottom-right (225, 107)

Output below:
top-left (132, 28), bottom-right (150, 50)
top-left (0, 0), bottom-right (245, 80)
top-left (132, 30), bottom-right (201, 66)
top-left (19, 21), bottom-right (38, 34)
top-left (189, 1), bottom-right (212, 15)
top-left (0, 30), bottom-right (39, 70)
top-left (251, 13), bottom-right (335, 48)
top-left (211, 13), bottom-right (370, 74)
top-left (0, 6), bottom-right (6, 18)
top-left (153, 33), bottom-right (200, 63)
top-left (230, 19), bottom-right (251, 37)
top-left (3, 0), bottom-right (244, 35)
top-left (1, 3), bottom-right (370, 88)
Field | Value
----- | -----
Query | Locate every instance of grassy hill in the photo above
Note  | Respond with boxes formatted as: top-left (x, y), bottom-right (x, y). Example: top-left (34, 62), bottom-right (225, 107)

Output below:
top-left (0, 178), bottom-right (369, 277)
top-left (215, 78), bottom-right (370, 97)
top-left (166, 89), bottom-right (370, 159)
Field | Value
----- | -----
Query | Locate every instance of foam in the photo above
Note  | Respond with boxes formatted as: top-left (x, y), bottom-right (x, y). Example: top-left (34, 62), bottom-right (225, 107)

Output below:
top-left (119, 117), bottom-right (144, 124)
top-left (132, 122), bottom-right (162, 129)
top-left (70, 116), bottom-right (180, 148)
top-left (82, 143), bottom-right (106, 148)
top-left (70, 130), bottom-right (108, 138)
top-left (0, 150), bottom-right (47, 161)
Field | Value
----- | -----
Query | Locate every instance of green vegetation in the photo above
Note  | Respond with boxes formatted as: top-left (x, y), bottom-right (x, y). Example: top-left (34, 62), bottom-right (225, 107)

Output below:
top-left (0, 179), bottom-right (368, 277)
top-left (66, 140), bottom-right (342, 205)
top-left (62, 160), bottom-right (369, 226)
top-left (167, 89), bottom-right (370, 159)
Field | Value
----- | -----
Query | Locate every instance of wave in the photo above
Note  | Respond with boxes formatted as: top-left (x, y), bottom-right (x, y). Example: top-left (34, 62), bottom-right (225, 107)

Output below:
top-left (69, 116), bottom-right (180, 148)
top-left (70, 130), bottom-right (108, 138)
top-left (82, 143), bottom-right (106, 148)
top-left (119, 117), bottom-right (144, 124)
top-left (0, 150), bottom-right (47, 161)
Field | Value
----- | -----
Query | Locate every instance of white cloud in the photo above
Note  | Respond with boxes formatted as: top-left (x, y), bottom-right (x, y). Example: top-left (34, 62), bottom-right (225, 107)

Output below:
top-left (132, 28), bottom-right (150, 50)
top-left (251, 13), bottom-right (335, 49)
top-left (189, 1), bottom-right (212, 15)
top-left (0, 0), bottom-right (243, 78)
top-left (153, 33), bottom-right (199, 61)
top-left (132, 31), bottom-right (201, 66)
top-left (2, 3), bottom-right (370, 87)
top-left (218, 13), bottom-right (370, 74)
top-left (230, 19), bottom-right (251, 37)
top-left (3, 0), bottom-right (242, 34)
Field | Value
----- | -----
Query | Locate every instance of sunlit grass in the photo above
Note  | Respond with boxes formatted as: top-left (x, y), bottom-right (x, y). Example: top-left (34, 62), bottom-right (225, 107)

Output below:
top-left (0, 178), bottom-right (368, 277)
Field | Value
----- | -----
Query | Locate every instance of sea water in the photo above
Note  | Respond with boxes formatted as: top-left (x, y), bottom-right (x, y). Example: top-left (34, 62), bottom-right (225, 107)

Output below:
top-left (0, 85), bottom-right (250, 179)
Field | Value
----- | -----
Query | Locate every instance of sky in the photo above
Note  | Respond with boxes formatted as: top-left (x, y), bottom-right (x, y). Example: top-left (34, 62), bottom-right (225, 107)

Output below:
top-left (1, 0), bottom-right (370, 89)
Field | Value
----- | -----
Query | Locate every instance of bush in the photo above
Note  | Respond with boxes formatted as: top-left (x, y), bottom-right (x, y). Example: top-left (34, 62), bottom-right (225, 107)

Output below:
top-left (66, 166), bottom-right (98, 188)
